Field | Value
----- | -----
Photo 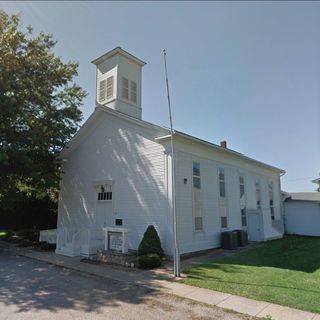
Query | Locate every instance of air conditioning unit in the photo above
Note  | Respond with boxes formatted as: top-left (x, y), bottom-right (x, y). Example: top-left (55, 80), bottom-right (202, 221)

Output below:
top-left (235, 230), bottom-right (248, 247)
top-left (221, 231), bottom-right (238, 250)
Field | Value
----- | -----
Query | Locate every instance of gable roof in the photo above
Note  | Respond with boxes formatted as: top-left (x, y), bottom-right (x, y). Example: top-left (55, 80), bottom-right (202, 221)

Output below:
top-left (61, 106), bottom-right (285, 174)
top-left (91, 47), bottom-right (146, 67)
top-left (60, 106), bottom-right (168, 158)
top-left (156, 132), bottom-right (285, 174)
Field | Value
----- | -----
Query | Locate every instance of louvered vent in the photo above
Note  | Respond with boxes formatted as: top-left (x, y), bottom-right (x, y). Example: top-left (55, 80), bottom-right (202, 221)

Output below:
top-left (122, 77), bottom-right (129, 100)
top-left (99, 79), bottom-right (106, 102)
top-left (130, 80), bottom-right (137, 103)
top-left (106, 76), bottom-right (114, 99)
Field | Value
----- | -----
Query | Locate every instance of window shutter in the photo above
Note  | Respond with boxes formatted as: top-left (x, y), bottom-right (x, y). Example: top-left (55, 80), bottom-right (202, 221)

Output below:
top-left (130, 81), bottom-right (137, 103)
top-left (106, 76), bottom-right (114, 99)
top-left (99, 80), bottom-right (106, 102)
top-left (122, 77), bottom-right (129, 99)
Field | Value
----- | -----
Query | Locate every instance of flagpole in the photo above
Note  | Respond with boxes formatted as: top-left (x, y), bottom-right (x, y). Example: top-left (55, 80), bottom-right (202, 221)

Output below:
top-left (163, 49), bottom-right (180, 277)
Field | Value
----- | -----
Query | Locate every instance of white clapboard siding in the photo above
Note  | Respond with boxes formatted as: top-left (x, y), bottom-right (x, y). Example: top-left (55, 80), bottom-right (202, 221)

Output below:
top-left (285, 201), bottom-right (320, 236)
top-left (57, 108), bottom-right (283, 257)
top-left (173, 138), bottom-right (283, 254)
top-left (58, 109), bottom-right (172, 254)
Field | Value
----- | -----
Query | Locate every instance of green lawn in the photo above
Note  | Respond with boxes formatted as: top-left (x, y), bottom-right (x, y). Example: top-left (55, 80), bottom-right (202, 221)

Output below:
top-left (182, 236), bottom-right (320, 313)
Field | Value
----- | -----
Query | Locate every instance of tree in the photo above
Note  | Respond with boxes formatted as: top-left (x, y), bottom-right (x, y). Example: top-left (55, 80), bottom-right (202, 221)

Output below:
top-left (0, 10), bottom-right (86, 198)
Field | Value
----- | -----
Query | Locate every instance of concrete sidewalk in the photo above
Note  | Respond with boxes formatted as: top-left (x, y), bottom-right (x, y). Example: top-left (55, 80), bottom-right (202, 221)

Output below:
top-left (1, 241), bottom-right (318, 320)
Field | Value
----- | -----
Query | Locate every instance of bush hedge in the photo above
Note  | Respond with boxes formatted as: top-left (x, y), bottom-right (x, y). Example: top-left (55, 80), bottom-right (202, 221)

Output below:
top-left (16, 229), bottom-right (40, 242)
top-left (138, 225), bottom-right (164, 258)
top-left (137, 253), bottom-right (161, 269)
top-left (0, 192), bottom-right (57, 230)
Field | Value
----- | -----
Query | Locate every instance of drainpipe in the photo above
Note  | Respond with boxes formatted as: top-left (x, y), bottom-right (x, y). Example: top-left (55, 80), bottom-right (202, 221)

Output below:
top-left (279, 172), bottom-right (286, 234)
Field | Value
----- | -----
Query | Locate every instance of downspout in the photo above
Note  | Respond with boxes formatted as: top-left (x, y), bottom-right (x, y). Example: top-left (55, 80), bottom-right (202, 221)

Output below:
top-left (279, 172), bottom-right (286, 234)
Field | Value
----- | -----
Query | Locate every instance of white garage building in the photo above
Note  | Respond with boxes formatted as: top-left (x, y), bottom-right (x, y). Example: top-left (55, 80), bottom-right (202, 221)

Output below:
top-left (284, 191), bottom-right (320, 237)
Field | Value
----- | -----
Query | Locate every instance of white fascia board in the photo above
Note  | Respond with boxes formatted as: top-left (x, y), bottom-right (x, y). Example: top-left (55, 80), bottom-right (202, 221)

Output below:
top-left (156, 132), bottom-right (285, 174)
top-left (97, 106), bottom-right (170, 133)
top-left (91, 47), bottom-right (146, 67)
top-left (60, 106), bottom-right (169, 159)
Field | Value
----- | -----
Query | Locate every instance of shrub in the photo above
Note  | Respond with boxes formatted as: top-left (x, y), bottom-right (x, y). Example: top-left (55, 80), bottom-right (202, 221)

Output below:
top-left (0, 192), bottom-right (57, 230)
top-left (38, 241), bottom-right (56, 251)
top-left (138, 225), bottom-right (164, 257)
top-left (137, 253), bottom-right (161, 269)
top-left (16, 229), bottom-right (39, 242)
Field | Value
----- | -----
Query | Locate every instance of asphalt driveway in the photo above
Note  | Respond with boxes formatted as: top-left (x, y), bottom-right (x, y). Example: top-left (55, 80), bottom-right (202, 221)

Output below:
top-left (0, 247), bottom-right (255, 320)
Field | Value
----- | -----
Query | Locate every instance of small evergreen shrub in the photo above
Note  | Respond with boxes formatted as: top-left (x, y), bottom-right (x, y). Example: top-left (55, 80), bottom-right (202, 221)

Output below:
top-left (137, 253), bottom-right (161, 269)
top-left (138, 225), bottom-right (164, 257)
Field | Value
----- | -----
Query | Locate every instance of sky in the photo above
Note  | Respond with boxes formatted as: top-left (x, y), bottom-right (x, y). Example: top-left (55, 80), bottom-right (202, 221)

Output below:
top-left (2, 1), bottom-right (320, 192)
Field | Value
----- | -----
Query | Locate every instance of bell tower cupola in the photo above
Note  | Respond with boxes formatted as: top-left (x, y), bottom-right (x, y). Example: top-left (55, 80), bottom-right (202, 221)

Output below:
top-left (92, 47), bottom-right (146, 119)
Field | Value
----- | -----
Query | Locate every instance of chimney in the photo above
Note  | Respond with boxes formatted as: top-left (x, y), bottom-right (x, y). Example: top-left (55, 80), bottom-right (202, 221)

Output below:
top-left (220, 140), bottom-right (227, 148)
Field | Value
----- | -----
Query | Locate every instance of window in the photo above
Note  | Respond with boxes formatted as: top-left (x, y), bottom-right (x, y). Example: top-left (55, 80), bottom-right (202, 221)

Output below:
top-left (97, 185), bottom-right (112, 201)
top-left (106, 76), bottom-right (114, 99)
top-left (255, 179), bottom-right (261, 209)
top-left (268, 181), bottom-right (275, 220)
top-left (193, 162), bottom-right (202, 231)
top-left (99, 79), bottom-right (106, 102)
top-left (122, 77), bottom-right (129, 100)
top-left (130, 81), bottom-right (137, 103)
top-left (218, 167), bottom-right (227, 228)
top-left (239, 175), bottom-right (246, 227)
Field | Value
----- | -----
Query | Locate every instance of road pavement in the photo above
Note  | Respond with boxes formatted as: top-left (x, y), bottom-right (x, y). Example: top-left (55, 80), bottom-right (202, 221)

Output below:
top-left (0, 248), bottom-right (255, 320)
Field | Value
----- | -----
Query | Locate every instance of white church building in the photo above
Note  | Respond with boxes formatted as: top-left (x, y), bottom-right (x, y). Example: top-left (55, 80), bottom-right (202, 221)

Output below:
top-left (56, 47), bottom-right (285, 257)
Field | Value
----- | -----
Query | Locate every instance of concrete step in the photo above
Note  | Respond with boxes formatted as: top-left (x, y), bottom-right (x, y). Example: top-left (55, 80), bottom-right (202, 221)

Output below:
top-left (56, 248), bottom-right (78, 257)
top-left (56, 242), bottom-right (79, 257)
top-left (64, 242), bottom-right (73, 249)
